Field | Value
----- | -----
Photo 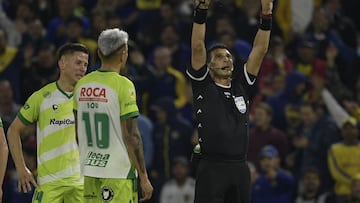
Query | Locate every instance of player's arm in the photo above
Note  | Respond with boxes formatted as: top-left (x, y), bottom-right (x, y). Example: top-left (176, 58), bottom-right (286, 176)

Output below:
top-left (245, 0), bottom-right (273, 76)
top-left (121, 118), bottom-right (153, 202)
top-left (191, 0), bottom-right (210, 70)
top-left (0, 123), bottom-right (8, 201)
top-left (73, 111), bottom-right (79, 143)
top-left (7, 117), bottom-right (37, 193)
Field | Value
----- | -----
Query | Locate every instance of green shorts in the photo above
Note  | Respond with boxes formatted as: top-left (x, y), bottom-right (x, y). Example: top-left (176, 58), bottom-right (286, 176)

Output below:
top-left (32, 184), bottom-right (83, 203)
top-left (84, 176), bottom-right (138, 203)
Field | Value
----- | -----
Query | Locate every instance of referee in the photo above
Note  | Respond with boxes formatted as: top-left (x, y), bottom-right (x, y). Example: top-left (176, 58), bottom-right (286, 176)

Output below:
top-left (186, 0), bottom-right (273, 202)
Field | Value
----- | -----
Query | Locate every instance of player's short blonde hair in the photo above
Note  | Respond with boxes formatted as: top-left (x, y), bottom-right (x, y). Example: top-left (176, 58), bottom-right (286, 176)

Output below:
top-left (98, 28), bottom-right (128, 57)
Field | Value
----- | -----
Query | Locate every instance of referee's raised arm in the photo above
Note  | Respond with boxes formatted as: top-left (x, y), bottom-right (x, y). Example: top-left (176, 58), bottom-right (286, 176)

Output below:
top-left (245, 0), bottom-right (273, 76)
top-left (191, 0), bottom-right (210, 71)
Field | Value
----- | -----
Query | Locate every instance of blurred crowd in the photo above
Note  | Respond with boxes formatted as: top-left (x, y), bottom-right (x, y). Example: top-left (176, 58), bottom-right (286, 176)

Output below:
top-left (0, 0), bottom-right (360, 202)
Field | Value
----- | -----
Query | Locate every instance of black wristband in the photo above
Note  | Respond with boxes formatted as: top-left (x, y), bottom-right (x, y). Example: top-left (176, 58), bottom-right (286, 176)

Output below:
top-left (193, 8), bottom-right (208, 24)
top-left (259, 15), bottom-right (272, 31)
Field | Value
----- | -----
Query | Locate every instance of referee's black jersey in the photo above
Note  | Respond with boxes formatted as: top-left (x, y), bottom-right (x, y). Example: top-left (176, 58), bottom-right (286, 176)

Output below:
top-left (186, 63), bottom-right (256, 160)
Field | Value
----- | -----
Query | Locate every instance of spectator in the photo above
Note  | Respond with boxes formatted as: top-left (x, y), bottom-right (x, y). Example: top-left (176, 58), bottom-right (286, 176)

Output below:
top-left (303, 7), bottom-right (356, 65)
top-left (248, 102), bottom-right (290, 170)
top-left (145, 46), bottom-right (187, 115)
top-left (125, 45), bottom-right (155, 113)
top-left (137, 114), bottom-right (155, 169)
top-left (88, 9), bottom-right (107, 40)
top-left (12, 2), bottom-right (36, 38)
top-left (343, 33), bottom-right (360, 93)
top-left (275, 0), bottom-right (314, 43)
top-left (233, 0), bottom-right (262, 43)
top-left (159, 156), bottom-right (195, 203)
top-left (21, 42), bottom-right (58, 103)
top-left (324, 43), bottom-right (352, 101)
top-left (266, 71), bottom-right (310, 135)
top-left (156, 23), bottom-right (191, 74)
top-left (0, 28), bottom-right (23, 103)
top-left (135, 0), bottom-right (161, 49)
top-left (251, 145), bottom-right (295, 203)
top-left (0, 80), bottom-right (21, 131)
top-left (45, 0), bottom-right (90, 47)
top-left (295, 167), bottom-right (333, 203)
top-left (145, 1), bottom-right (191, 54)
top-left (293, 40), bottom-right (327, 102)
top-left (0, 4), bottom-right (21, 47)
top-left (256, 35), bottom-right (294, 101)
top-left (20, 18), bottom-right (47, 68)
top-left (296, 101), bottom-right (341, 193)
top-left (150, 97), bottom-right (193, 203)
top-left (65, 16), bottom-right (97, 65)
top-left (328, 117), bottom-right (360, 200)
top-left (340, 95), bottom-right (360, 123)
top-left (323, 0), bottom-right (358, 49)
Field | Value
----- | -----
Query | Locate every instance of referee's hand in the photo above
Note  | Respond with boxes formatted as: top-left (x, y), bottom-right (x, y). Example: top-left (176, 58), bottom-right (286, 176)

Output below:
top-left (139, 178), bottom-right (153, 202)
top-left (194, 0), bottom-right (210, 9)
top-left (17, 166), bottom-right (37, 193)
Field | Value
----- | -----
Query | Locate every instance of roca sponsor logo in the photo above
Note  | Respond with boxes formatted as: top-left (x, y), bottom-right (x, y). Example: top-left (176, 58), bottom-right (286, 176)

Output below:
top-left (49, 118), bottom-right (75, 126)
top-left (80, 87), bottom-right (106, 98)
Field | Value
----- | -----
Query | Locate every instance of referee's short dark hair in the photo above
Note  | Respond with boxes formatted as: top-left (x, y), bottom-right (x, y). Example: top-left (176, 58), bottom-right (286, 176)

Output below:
top-left (56, 43), bottom-right (89, 62)
top-left (206, 43), bottom-right (232, 63)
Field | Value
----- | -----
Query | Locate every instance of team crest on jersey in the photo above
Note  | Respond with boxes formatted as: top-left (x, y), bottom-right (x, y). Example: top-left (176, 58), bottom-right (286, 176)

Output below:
top-left (23, 103), bottom-right (30, 110)
top-left (52, 104), bottom-right (58, 113)
top-left (234, 96), bottom-right (246, 114)
top-left (101, 186), bottom-right (114, 202)
top-left (43, 91), bottom-right (51, 98)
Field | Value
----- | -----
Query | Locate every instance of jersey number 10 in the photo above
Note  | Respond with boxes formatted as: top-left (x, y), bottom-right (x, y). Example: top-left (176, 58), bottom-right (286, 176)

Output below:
top-left (82, 112), bottom-right (110, 149)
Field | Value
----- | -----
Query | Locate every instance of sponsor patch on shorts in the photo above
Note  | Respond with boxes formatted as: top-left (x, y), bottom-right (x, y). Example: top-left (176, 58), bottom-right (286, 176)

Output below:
top-left (101, 186), bottom-right (114, 202)
top-left (84, 192), bottom-right (97, 200)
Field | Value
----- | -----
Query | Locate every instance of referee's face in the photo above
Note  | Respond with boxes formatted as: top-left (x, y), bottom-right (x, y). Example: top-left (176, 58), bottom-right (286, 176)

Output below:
top-left (209, 48), bottom-right (234, 78)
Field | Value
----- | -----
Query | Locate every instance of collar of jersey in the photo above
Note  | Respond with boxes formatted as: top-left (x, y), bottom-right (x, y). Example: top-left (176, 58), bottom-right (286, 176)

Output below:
top-left (56, 81), bottom-right (73, 99)
top-left (215, 82), bottom-right (231, 88)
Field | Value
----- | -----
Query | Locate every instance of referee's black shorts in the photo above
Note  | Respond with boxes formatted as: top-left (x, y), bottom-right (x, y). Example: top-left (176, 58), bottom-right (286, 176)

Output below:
top-left (194, 158), bottom-right (251, 203)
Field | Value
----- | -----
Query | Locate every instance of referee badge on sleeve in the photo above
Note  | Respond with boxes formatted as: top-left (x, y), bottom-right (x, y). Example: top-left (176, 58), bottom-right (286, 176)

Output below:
top-left (234, 96), bottom-right (246, 114)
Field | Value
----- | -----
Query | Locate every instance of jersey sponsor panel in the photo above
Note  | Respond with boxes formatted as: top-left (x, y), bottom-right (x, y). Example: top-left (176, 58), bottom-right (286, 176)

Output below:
top-left (19, 82), bottom-right (82, 185)
top-left (74, 71), bottom-right (139, 178)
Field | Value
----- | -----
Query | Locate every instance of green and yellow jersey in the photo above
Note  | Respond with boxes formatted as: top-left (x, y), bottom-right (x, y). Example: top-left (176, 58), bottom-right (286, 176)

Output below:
top-left (73, 70), bottom-right (139, 179)
top-left (19, 82), bottom-right (82, 186)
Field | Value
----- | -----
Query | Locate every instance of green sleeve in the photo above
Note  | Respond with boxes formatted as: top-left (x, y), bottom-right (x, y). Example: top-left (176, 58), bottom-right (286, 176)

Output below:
top-left (18, 91), bottom-right (40, 125)
top-left (119, 79), bottom-right (139, 120)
